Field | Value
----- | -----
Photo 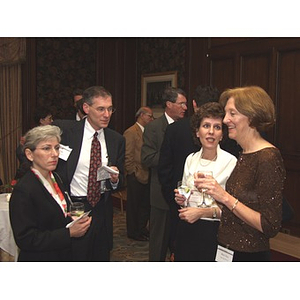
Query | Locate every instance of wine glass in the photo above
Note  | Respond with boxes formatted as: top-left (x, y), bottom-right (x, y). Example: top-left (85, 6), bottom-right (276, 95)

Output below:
top-left (100, 180), bottom-right (111, 193)
top-left (177, 181), bottom-right (190, 208)
top-left (70, 202), bottom-right (85, 219)
top-left (194, 170), bottom-right (213, 207)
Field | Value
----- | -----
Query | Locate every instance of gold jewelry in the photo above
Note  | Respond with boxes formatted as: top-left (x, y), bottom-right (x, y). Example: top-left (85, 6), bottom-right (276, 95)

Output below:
top-left (231, 199), bottom-right (239, 212)
top-left (212, 207), bottom-right (217, 219)
top-left (199, 152), bottom-right (217, 167)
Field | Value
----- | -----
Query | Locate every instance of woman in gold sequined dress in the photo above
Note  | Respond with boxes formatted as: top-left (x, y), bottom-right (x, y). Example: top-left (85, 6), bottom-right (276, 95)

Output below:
top-left (194, 86), bottom-right (286, 261)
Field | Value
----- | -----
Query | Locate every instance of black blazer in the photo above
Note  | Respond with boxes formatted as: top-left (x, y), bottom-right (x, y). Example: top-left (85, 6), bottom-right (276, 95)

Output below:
top-left (9, 170), bottom-right (73, 261)
top-left (158, 117), bottom-right (199, 205)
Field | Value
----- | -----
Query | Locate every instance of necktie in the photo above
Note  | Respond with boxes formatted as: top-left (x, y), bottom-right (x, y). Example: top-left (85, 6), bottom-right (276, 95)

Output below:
top-left (87, 131), bottom-right (102, 207)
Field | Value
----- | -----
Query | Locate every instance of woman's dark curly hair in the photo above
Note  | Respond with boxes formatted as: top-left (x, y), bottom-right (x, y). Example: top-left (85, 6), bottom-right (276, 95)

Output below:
top-left (190, 102), bottom-right (226, 146)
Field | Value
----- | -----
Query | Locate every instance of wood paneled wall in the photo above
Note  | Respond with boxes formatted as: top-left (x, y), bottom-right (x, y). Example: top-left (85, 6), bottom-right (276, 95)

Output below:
top-left (96, 38), bottom-right (138, 133)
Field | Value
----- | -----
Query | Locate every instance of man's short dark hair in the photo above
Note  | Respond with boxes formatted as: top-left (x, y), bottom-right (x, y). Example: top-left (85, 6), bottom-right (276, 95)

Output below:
top-left (162, 87), bottom-right (186, 108)
top-left (193, 85), bottom-right (219, 107)
top-left (73, 89), bottom-right (83, 97)
top-left (82, 86), bottom-right (112, 105)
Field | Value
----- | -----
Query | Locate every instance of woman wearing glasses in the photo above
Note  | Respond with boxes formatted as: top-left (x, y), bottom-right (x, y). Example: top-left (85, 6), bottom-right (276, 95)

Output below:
top-left (9, 125), bottom-right (91, 261)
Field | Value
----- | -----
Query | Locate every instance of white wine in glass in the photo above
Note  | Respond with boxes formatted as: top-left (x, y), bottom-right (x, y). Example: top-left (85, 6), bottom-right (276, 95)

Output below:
top-left (177, 181), bottom-right (191, 208)
top-left (195, 170), bottom-right (213, 207)
top-left (70, 202), bottom-right (85, 219)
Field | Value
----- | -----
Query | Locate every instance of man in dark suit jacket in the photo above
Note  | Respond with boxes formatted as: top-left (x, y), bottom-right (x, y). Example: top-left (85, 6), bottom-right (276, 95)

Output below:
top-left (141, 87), bottom-right (188, 261)
top-left (158, 86), bottom-right (241, 260)
top-left (55, 86), bottom-right (125, 261)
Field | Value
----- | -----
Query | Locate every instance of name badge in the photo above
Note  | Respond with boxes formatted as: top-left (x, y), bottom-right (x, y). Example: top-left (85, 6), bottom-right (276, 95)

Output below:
top-left (59, 144), bottom-right (72, 161)
top-left (215, 245), bottom-right (234, 262)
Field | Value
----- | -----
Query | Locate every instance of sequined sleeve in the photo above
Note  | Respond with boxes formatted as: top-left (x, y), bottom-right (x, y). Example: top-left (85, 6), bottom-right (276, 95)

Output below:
top-left (218, 147), bottom-right (286, 252)
top-left (256, 149), bottom-right (286, 237)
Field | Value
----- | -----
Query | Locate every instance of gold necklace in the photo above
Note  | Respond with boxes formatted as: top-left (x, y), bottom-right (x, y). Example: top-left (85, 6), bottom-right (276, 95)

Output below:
top-left (199, 152), bottom-right (217, 167)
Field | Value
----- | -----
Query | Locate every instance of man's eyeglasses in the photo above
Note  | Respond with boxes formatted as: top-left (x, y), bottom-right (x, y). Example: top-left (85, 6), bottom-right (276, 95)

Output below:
top-left (174, 102), bottom-right (187, 108)
top-left (89, 105), bottom-right (116, 114)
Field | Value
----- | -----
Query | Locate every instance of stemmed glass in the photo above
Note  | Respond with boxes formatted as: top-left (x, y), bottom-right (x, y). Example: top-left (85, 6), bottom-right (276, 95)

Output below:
top-left (194, 170), bottom-right (213, 208)
top-left (177, 181), bottom-right (191, 208)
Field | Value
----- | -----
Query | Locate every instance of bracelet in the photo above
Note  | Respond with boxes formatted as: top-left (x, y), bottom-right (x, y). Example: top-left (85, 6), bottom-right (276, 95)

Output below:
top-left (231, 199), bottom-right (239, 212)
top-left (212, 208), bottom-right (217, 219)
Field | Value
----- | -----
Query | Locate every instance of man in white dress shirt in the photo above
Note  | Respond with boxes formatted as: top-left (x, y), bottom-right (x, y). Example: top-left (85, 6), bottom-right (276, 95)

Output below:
top-left (55, 86), bottom-right (125, 261)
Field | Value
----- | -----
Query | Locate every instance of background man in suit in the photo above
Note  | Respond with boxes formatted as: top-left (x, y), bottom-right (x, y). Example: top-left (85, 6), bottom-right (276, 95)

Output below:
top-left (141, 87), bottom-right (187, 261)
top-left (55, 86), bottom-right (125, 261)
top-left (123, 106), bottom-right (154, 241)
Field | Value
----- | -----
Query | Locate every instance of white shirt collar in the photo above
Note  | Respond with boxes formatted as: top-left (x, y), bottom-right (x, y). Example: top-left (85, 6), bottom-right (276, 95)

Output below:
top-left (165, 112), bottom-right (175, 125)
top-left (85, 119), bottom-right (104, 139)
top-left (136, 121), bottom-right (144, 132)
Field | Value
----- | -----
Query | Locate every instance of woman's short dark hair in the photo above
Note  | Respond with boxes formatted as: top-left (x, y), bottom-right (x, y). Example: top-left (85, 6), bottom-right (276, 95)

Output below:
top-left (190, 102), bottom-right (225, 146)
top-left (219, 86), bottom-right (276, 132)
top-left (33, 106), bottom-right (52, 125)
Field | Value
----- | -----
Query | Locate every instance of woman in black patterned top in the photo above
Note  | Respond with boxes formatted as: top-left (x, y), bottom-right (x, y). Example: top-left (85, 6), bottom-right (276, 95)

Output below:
top-left (194, 86), bottom-right (286, 261)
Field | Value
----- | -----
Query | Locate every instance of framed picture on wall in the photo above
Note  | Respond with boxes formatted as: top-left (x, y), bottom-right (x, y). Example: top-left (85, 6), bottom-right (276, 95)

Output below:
top-left (141, 71), bottom-right (178, 118)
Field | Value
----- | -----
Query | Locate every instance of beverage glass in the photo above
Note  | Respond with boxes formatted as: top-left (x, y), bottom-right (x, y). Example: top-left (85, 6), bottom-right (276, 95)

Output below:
top-left (70, 202), bottom-right (85, 219)
top-left (100, 180), bottom-right (111, 193)
top-left (177, 181), bottom-right (191, 208)
top-left (194, 170), bottom-right (213, 207)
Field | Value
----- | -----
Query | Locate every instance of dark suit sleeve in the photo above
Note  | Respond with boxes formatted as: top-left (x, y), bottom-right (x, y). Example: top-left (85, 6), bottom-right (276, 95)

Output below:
top-left (9, 178), bottom-right (71, 252)
top-left (106, 131), bottom-right (125, 190)
top-left (141, 121), bottom-right (160, 168)
top-left (158, 125), bottom-right (176, 205)
top-left (53, 119), bottom-right (78, 133)
top-left (115, 135), bottom-right (125, 189)
top-left (54, 120), bottom-right (84, 187)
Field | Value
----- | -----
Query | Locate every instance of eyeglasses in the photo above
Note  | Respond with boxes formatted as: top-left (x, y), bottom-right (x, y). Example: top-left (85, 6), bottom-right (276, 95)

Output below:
top-left (174, 102), bottom-right (187, 108)
top-left (89, 105), bottom-right (116, 114)
top-left (35, 145), bottom-right (60, 153)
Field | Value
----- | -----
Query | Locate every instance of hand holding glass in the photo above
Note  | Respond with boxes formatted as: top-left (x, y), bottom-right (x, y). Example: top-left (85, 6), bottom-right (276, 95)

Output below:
top-left (177, 181), bottom-right (191, 208)
top-left (194, 171), bottom-right (213, 207)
